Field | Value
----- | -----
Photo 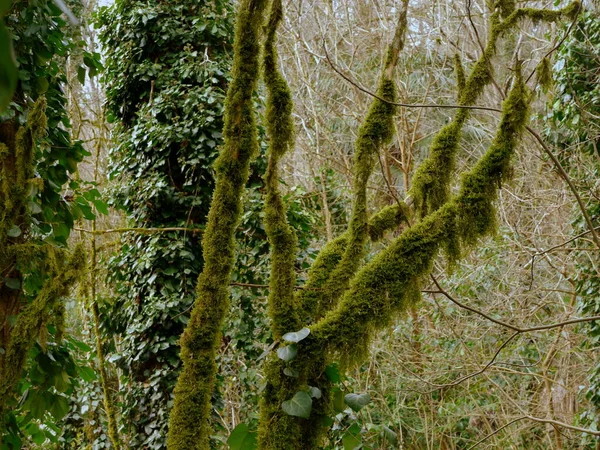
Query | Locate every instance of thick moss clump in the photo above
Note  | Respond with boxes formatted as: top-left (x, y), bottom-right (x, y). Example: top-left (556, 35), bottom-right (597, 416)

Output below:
top-left (167, 1), bottom-right (268, 448)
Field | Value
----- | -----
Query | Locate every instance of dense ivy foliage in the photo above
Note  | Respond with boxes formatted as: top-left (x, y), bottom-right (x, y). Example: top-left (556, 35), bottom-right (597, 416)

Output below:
top-left (97, 0), bottom-right (234, 447)
top-left (548, 7), bottom-right (600, 445)
top-left (0, 1), bottom-right (98, 447)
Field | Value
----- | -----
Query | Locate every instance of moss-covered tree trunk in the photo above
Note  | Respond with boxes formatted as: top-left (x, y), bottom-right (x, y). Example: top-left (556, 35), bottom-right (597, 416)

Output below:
top-left (0, 98), bottom-right (85, 427)
top-left (167, 0), bottom-right (268, 448)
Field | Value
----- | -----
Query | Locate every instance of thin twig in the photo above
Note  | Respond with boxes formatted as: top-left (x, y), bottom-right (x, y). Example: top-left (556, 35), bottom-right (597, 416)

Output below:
top-left (74, 227), bottom-right (203, 235)
top-left (429, 276), bottom-right (600, 333)
top-left (466, 416), bottom-right (527, 449)
top-left (526, 125), bottom-right (600, 251)
top-left (322, 44), bottom-right (502, 113)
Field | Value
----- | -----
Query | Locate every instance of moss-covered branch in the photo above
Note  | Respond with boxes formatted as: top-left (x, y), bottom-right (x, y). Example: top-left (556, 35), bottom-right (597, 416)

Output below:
top-left (409, 1), bottom-right (579, 218)
top-left (167, 1), bottom-right (268, 448)
top-left (0, 99), bottom-right (85, 419)
top-left (262, 0), bottom-right (301, 339)
top-left (304, 69), bottom-right (530, 366)
top-left (300, 2), bottom-right (407, 321)
top-left (0, 245), bottom-right (85, 409)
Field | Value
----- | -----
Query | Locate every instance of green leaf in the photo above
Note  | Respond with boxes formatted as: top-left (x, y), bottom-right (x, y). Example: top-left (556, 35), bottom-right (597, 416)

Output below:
top-left (0, 23), bottom-right (17, 113)
top-left (283, 367), bottom-right (299, 377)
top-left (276, 344), bottom-right (297, 362)
top-left (77, 66), bottom-right (86, 85)
top-left (7, 225), bottom-right (21, 237)
top-left (342, 430), bottom-right (361, 450)
top-left (227, 423), bottom-right (257, 450)
top-left (282, 327), bottom-right (310, 343)
top-left (322, 416), bottom-right (334, 428)
top-left (333, 388), bottom-right (345, 413)
top-left (77, 366), bottom-right (96, 383)
top-left (4, 277), bottom-right (20, 290)
top-left (49, 395), bottom-right (69, 420)
top-left (281, 391), bottom-right (312, 419)
top-left (325, 363), bottom-right (341, 383)
top-left (92, 199), bottom-right (109, 215)
top-left (344, 393), bottom-right (371, 412)
top-left (382, 425), bottom-right (398, 444)
top-left (308, 386), bottom-right (322, 399)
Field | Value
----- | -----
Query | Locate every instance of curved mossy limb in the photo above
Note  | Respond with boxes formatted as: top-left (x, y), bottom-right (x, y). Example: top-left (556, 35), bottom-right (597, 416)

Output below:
top-left (166, 1), bottom-right (268, 448)
top-left (304, 1), bottom-right (410, 322)
top-left (314, 78), bottom-right (396, 318)
top-left (409, 1), bottom-right (579, 218)
top-left (257, 2), bottom-right (308, 446)
top-left (262, 0), bottom-right (301, 339)
top-left (298, 201), bottom-right (409, 320)
top-left (303, 70), bottom-right (530, 368)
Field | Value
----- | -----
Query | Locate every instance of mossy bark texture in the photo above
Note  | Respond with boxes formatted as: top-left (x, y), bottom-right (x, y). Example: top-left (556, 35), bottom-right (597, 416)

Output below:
top-left (0, 98), bottom-right (85, 420)
top-left (166, 1), bottom-right (268, 448)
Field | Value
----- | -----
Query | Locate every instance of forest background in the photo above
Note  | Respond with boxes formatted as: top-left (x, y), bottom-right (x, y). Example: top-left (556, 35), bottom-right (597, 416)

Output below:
top-left (1, 0), bottom-right (600, 449)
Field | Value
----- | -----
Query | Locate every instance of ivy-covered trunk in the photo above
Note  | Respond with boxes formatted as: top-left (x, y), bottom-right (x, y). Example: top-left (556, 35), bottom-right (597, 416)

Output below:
top-left (98, 0), bottom-right (233, 446)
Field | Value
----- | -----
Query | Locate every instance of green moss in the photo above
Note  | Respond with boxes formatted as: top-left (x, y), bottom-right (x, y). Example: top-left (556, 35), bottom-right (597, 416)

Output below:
top-left (166, 1), bottom-right (269, 448)
top-left (300, 70), bottom-right (530, 376)
top-left (0, 245), bottom-right (85, 407)
top-left (313, 78), bottom-right (396, 317)
top-left (0, 98), bottom-right (85, 417)
top-left (368, 203), bottom-right (408, 242)
top-left (410, 2), bottom-right (578, 219)
top-left (537, 57), bottom-right (553, 93)
top-left (454, 55), bottom-right (466, 101)
top-left (262, 0), bottom-right (301, 339)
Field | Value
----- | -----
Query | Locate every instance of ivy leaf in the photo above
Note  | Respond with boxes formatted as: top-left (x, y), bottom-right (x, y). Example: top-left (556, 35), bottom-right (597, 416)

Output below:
top-left (281, 391), bottom-right (312, 419)
top-left (48, 395), bottom-right (69, 421)
top-left (344, 393), bottom-right (371, 412)
top-left (0, 22), bottom-right (17, 113)
top-left (282, 327), bottom-right (310, 343)
top-left (4, 277), bottom-right (20, 290)
top-left (283, 367), bottom-right (299, 378)
top-left (7, 225), bottom-right (21, 237)
top-left (77, 66), bottom-right (86, 85)
top-left (333, 388), bottom-right (345, 413)
top-left (227, 423), bottom-right (257, 450)
top-left (308, 386), bottom-right (321, 399)
top-left (342, 430), bottom-right (361, 450)
top-left (325, 363), bottom-right (341, 383)
top-left (276, 344), bottom-right (297, 362)
top-left (77, 366), bottom-right (96, 383)
top-left (382, 425), bottom-right (398, 443)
